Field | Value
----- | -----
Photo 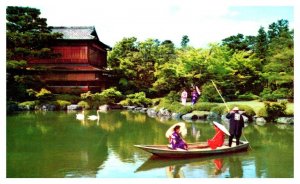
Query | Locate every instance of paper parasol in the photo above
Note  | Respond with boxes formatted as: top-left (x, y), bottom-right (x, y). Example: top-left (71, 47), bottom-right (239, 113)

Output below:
top-left (213, 121), bottom-right (230, 136)
top-left (165, 122), bottom-right (187, 138)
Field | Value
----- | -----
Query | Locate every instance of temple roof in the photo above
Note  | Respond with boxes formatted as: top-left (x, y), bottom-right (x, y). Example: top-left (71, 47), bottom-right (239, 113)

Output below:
top-left (51, 26), bottom-right (111, 49)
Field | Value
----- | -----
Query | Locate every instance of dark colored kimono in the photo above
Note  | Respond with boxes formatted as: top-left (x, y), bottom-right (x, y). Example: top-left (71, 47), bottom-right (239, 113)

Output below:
top-left (226, 112), bottom-right (244, 146)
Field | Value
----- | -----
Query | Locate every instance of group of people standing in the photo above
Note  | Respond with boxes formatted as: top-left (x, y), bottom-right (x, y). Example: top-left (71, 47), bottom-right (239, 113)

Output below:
top-left (181, 85), bottom-right (201, 106)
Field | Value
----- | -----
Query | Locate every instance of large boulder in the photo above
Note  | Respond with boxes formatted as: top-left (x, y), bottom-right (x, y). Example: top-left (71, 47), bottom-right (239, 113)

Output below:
top-left (67, 104), bottom-right (81, 110)
top-left (157, 108), bottom-right (171, 117)
top-left (171, 112), bottom-right (182, 120)
top-left (99, 104), bottom-right (110, 111)
top-left (276, 117), bottom-right (294, 124)
top-left (255, 117), bottom-right (266, 126)
top-left (147, 108), bottom-right (157, 118)
top-left (207, 112), bottom-right (220, 120)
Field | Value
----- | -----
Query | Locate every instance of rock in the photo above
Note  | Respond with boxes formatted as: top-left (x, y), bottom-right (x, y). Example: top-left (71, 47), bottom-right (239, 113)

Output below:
top-left (127, 106), bottom-right (136, 110)
top-left (140, 108), bottom-right (148, 113)
top-left (134, 107), bottom-right (142, 111)
top-left (182, 113), bottom-right (198, 121)
top-left (207, 112), bottom-right (220, 120)
top-left (67, 104), bottom-right (81, 110)
top-left (99, 104), bottom-right (110, 111)
top-left (157, 108), bottom-right (171, 117)
top-left (147, 108), bottom-right (157, 118)
top-left (192, 111), bottom-right (210, 119)
top-left (255, 117), bottom-right (266, 126)
top-left (276, 117), bottom-right (294, 124)
top-left (41, 104), bottom-right (56, 111)
top-left (171, 112), bottom-right (182, 120)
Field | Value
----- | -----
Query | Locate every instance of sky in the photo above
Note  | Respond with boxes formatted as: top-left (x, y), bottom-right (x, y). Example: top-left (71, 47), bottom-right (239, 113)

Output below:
top-left (1, 0), bottom-right (295, 48)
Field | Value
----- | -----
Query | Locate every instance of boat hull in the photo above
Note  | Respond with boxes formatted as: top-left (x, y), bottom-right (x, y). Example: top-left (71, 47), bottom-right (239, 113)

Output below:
top-left (134, 140), bottom-right (249, 158)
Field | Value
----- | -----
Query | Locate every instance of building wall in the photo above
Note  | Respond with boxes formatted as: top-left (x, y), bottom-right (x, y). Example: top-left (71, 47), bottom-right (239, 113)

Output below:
top-left (53, 46), bottom-right (88, 63)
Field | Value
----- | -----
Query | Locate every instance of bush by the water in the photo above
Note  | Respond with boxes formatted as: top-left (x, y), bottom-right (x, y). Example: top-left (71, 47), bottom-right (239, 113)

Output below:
top-left (156, 98), bottom-right (193, 114)
top-left (165, 91), bottom-right (180, 102)
top-left (119, 92), bottom-right (152, 107)
top-left (56, 100), bottom-right (71, 110)
top-left (18, 101), bottom-right (37, 110)
top-left (54, 94), bottom-right (80, 104)
top-left (264, 101), bottom-right (287, 122)
top-left (257, 107), bottom-right (268, 118)
top-left (193, 102), bottom-right (219, 111)
top-left (80, 88), bottom-right (123, 109)
top-left (77, 101), bottom-right (90, 109)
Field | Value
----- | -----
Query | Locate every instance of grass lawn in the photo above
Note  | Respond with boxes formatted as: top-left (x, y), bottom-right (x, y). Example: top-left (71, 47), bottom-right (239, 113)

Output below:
top-left (225, 100), bottom-right (294, 115)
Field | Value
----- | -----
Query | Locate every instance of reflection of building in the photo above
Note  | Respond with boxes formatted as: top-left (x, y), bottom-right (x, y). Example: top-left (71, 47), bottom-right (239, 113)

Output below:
top-left (28, 26), bottom-right (112, 93)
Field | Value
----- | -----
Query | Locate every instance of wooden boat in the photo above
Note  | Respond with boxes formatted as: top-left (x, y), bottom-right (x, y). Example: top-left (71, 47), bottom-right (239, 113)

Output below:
top-left (134, 140), bottom-right (249, 158)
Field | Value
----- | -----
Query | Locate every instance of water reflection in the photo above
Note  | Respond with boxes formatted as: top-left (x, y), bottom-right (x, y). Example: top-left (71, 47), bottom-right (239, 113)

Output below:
top-left (166, 165), bottom-right (185, 178)
top-left (213, 158), bottom-right (224, 175)
top-left (228, 157), bottom-right (243, 178)
top-left (7, 110), bottom-right (294, 178)
top-left (135, 154), bottom-right (245, 178)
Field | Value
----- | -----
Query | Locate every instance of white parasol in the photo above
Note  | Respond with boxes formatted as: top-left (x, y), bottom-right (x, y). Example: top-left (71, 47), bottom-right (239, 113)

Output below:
top-left (165, 122), bottom-right (187, 138)
top-left (213, 121), bottom-right (230, 136)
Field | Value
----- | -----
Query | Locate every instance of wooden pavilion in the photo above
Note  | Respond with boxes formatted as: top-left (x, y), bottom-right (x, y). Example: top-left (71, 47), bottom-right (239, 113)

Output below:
top-left (28, 26), bottom-right (112, 93)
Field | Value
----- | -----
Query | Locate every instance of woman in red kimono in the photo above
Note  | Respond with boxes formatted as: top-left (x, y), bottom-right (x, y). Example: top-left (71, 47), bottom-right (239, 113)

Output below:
top-left (208, 124), bottom-right (225, 149)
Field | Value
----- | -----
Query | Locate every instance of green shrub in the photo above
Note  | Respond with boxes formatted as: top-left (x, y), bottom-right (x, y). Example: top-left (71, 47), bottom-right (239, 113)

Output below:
top-left (211, 105), bottom-right (228, 115)
top-left (260, 88), bottom-right (292, 101)
top-left (18, 101), bottom-right (37, 110)
top-left (151, 98), bottom-right (161, 106)
top-left (77, 101), bottom-right (90, 109)
top-left (177, 105), bottom-right (193, 114)
top-left (55, 94), bottom-right (80, 104)
top-left (35, 88), bottom-right (53, 102)
top-left (264, 101), bottom-right (287, 122)
top-left (80, 88), bottom-right (123, 108)
top-left (97, 87), bottom-right (123, 105)
top-left (119, 99), bottom-right (130, 106)
top-left (257, 107), bottom-right (268, 117)
top-left (56, 100), bottom-right (71, 110)
top-left (193, 102), bottom-right (218, 111)
top-left (122, 92), bottom-right (152, 107)
top-left (165, 91), bottom-right (180, 102)
top-left (238, 92), bottom-right (260, 100)
top-left (199, 82), bottom-right (223, 102)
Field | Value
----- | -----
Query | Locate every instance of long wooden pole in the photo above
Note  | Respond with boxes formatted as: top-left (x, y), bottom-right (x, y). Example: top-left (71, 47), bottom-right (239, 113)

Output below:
top-left (211, 80), bottom-right (230, 112)
top-left (211, 80), bottom-right (252, 150)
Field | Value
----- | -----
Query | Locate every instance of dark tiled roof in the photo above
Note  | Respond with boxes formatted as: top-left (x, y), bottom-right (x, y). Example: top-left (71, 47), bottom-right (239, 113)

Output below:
top-left (51, 26), bottom-right (98, 40)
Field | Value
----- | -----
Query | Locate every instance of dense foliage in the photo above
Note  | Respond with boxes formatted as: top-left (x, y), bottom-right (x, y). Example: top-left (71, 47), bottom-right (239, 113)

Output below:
top-left (108, 19), bottom-right (293, 102)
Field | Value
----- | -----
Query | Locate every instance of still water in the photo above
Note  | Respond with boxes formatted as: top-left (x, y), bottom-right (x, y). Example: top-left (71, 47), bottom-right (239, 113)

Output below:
top-left (7, 110), bottom-right (294, 178)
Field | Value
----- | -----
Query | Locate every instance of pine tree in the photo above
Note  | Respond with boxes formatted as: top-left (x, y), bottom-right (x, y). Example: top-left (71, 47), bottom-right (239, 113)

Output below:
top-left (6, 6), bottom-right (62, 101)
top-left (254, 26), bottom-right (268, 62)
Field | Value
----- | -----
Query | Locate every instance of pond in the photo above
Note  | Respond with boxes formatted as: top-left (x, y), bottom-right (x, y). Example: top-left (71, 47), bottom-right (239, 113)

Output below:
top-left (6, 110), bottom-right (294, 178)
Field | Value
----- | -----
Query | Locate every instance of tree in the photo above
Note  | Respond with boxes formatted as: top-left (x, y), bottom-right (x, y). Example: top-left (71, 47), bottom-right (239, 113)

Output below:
top-left (267, 19), bottom-right (289, 42)
top-left (6, 6), bottom-right (62, 101)
top-left (254, 27), bottom-right (268, 62)
top-left (222, 33), bottom-right (256, 52)
top-left (181, 35), bottom-right (190, 48)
